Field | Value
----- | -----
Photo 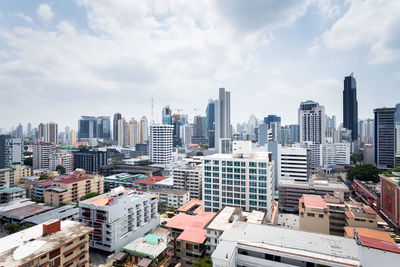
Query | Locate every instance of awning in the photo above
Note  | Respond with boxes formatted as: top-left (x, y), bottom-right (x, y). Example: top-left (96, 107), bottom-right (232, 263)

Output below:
top-left (113, 252), bottom-right (128, 261)
top-left (137, 258), bottom-right (152, 267)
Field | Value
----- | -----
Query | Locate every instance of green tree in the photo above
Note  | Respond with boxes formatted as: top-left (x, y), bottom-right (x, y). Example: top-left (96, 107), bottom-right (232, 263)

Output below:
top-left (169, 205), bottom-right (175, 212)
top-left (6, 223), bottom-right (33, 234)
top-left (80, 192), bottom-right (100, 201)
top-left (158, 202), bottom-right (166, 214)
top-left (56, 165), bottom-right (66, 175)
top-left (193, 256), bottom-right (212, 267)
top-left (350, 153), bottom-right (364, 165)
top-left (39, 174), bottom-right (48, 181)
top-left (347, 164), bottom-right (382, 182)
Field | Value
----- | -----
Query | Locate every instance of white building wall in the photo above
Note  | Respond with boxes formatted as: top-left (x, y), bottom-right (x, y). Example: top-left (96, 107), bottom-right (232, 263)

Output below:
top-left (149, 125), bottom-right (174, 164)
top-left (280, 147), bottom-right (309, 182)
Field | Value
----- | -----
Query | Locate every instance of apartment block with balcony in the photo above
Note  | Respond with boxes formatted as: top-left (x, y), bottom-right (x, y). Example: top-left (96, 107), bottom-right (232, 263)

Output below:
top-left (149, 188), bottom-right (190, 209)
top-left (79, 187), bottom-right (159, 253)
top-left (166, 212), bottom-right (215, 267)
top-left (173, 162), bottom-right (202, 200)
top-left (0, 187), bottom-right (27, 203)
top-left (0, 219), bottom-right (93, 267)
top-left (0, 164), bottom-right (32, 187)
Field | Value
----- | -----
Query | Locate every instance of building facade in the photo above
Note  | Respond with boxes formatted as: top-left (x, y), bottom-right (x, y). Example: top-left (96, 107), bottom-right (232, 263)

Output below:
top-left (33, 143), bottom-right (57, 170)
top-left (49, 152), bottom-right (74, 173)
top-left (343, 74), bottom-right (358, 141)
top-left (149, 125), bottom-right (174, 164)
top-left (299, 100), bottom-right (326, 144)
top-left (374, 107), bottom-right (396, 168)
top-left (173, 162), bottom-right (202, 200)
top-left (72, 149), bottom-right (107, 174)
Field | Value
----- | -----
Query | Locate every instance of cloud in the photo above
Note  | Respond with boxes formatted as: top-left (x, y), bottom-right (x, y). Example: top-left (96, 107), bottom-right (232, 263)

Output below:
top-left (11, 13), bottom-right (33, 24)
top-left (36, 4), bottom-right (54, 22)
top-left (311, 0), bottom-right (400, 64)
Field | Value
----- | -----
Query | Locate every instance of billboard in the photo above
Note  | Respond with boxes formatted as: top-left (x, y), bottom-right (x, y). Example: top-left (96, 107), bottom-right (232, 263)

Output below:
top-left (381, 177), bottom-right (396, 220)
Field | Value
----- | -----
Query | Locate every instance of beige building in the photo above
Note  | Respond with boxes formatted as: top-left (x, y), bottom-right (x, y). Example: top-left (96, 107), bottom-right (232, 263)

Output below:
top-left (345, 203), bottom-right (385, 230)
top-left (0, 164), bottom-right (32, 187)
top-left (299, 195), bottom-right (330, 234)
top-left (0, 219), bottom-right (93, 267)
top-left (44, 170), bottom-right (104, 206)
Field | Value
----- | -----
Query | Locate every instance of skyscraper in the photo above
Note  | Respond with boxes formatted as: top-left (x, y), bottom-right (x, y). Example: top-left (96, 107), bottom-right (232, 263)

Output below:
top-left (162, 105), bottom-right (172, 125)
top-left (343, 74), bottom-right (358, 141)
top-left (16, 123), bottom-right (23, 138)
top-left (263, 115), bottom-right (281, 126)
top-left (206, 100), bottom-right (215, 132)
top-left (44, 122), bottom-right (58, 144)
top-left (27, 122), bottom-right (32, 138)
top-left (214, 88), bottom-right (231, 151)
top-left (299, 100), bottom-right (326, 144)
top-left (149, 125), bottom-right (173, 164)
top-left (78, 116), bottom-right (97, 140)
top-left (374, 107), bottom-right (396, 168)
top-left (113, 112), bottom-right (122, 141)
top-left (117, 117), bottom-right (128, 147)
top-left (97, 116), bottom-right (111, 139)
top-left (395, 103), bottom-right (400, 124)
top-left (38, 123), bottom-right (45, 142)
top-left (139, 116), bottom-right (149, 143)
top-left (128, 118), bottom-right (140, 146)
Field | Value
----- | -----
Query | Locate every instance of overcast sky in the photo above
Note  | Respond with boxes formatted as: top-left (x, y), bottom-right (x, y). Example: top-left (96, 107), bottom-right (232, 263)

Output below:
top-left (0, 0), bottom-right (399, 131)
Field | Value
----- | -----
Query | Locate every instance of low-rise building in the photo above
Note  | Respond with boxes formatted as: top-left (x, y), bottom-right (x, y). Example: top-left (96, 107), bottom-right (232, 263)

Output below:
top-left (149, 188), bottom-right (190, 209)
top-left (380, 174), bottom-right (400, 228)
top-left (104, 173), bottom-right (148, 191)
top-left (299, 194), bottom-right (330, 235)
top-left (49, 151), bottom-right (74, 173)
top-left (0, 219), bottom-right (93, 267)
top-left (176, 199), bottom-right (203, 215)
top-left (23, 204), bottom-right (79, 225)
top-left (43, 170), bottom-right (104, 206)
top-left (79, 187), bottom-right (159, 253)
top-left (345, 203), bottom-right (386, 231)
top-left (0, 187), bottom-right (26, 203)
top-left (134, 176), bottom-right (169, 191)
top-left (166, 212), bottom-right (216, 266)
top-left (0, 164), bottom-right (32, 187)
top-left (0, 199), bottom-right (53, 224)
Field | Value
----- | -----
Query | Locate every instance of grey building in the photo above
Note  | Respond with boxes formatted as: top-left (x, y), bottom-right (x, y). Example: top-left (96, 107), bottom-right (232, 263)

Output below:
top-left (215, 88), bottom-right (231, 152)
top-left (374, 107), bottom-right (396, 169)
top-left (113, 112), bottom-right (122, 141)
top-left (73, 149), bottom-right (107, 174)
top-left (343, 74), bottom-right (358, 140)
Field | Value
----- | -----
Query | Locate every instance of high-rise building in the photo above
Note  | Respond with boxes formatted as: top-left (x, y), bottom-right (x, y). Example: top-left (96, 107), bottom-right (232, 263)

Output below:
top-left (202, 141), bottom-right (274, 218)
top-left (44, 122), bottom-right (58, 144)
top-left (33, 143), bottom-right (57, 170)
top-left (289, 124), bottom-right (300, 143)
top-left (16, 123), bottom-right (23, 138)
top-left (326, 115), bottom-right (337, 130)
top-left (193, 115), bottom-right (206, 138)
top-left (173, 161), bottom-right (202, 200)
top-left (214, 88), bottom-right (231, 151)
top-left (359, 118), bottom-right (374, 144)
top-left (113, 112), bottom-right (122, 141)
top-left (180, 124), bottom-right (193, 146)
top-left (0, 135), bottom-right (10, 168)
top-left (97, 116), bottom-right (111, 139)
top-left (49, 152), bottom-right (74, 173)
top-left (149, 125), bottom-right (173, 164)
top-left (0, 135), bottom-right (23, 168)
top-left (128, 118), bottom-right (140, 146)
top-left (117, 117), bottom-right (128, 147)
top-left (270, 121), bottom-right (281, 142)
top-left (38, 123), bottom-right (45, 142)
top-left (374, 107), bottom-right (396, 168)
top-left (395, 103), bottom-right (400, 124)
top-left (343, 74), bottom-right (358, 140)
top-left (299, 100), bottom-right (326, 144)
top-left (263, 115), bottom-right (281, 126)
top-left (139, 116), bottom-right (149, 143)
top-left (280, 146), bottom-right (311, 182)
top-left (78, 116), bottom-right (97, 140)
top-left (162, 105), bottom-right (172, 125)
top-left (69, 129), bottom-right (77, 146)
top-left (27, 122), bottom-right (32, 138)
top-left (72, 149), bottom-right (107, 174)
top-left (258, 124), bottom-right (269, 146)
top-left (396, 123), bottom-right (400, 154)
top-left (206, 100), bottom-right (215, 132)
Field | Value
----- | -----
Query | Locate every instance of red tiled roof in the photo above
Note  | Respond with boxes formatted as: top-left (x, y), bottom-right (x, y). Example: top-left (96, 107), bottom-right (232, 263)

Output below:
top-left (345, 210), bottom-right (354, 219)
top-left (134, 176), bottom-right (167, 185)
top-left (302, 195), bottom-right (327, 209)
top-left (362, 205), bottom-right (376, 215)
top-left (36, 180), bottom-right (53, 186)
top-left (359, 236), bottom-right (400, 254)
top-left (55, 176), bottom-right (90, 184)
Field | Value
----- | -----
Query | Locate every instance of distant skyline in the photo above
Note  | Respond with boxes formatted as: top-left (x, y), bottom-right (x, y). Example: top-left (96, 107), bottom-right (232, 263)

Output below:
top-left (0, 0), bottom-right (399, 130)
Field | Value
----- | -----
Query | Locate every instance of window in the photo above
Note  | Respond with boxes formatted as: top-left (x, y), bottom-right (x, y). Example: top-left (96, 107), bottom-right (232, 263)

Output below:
top-left (213, 160), bottom-right (219, 165)
top-left (249, 162), bottom-right (257, 167)
top-left (308, 213), bottom-right (315, 217)
top-left (319, 214), bottom-right (324, 218)
top-left (79, 235), bottom-right (85, 241)
top-left (258, 169), bottom-right (267, 174)
top-left (64, 251), bottom-right (73, 258)
top-left (65, 241), bottom-right (73, 248)
top-left (249, 175), bottom-right (257, 180)
top-left (259, 182), bottom-right (267, 188)
top-left (80, 245), bottom-right (85, 250)
top-left (249, 182), bottom-right (257, 187)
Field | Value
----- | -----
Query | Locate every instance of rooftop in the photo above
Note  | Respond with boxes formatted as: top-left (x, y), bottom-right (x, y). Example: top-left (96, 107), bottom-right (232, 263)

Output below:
top-left (213, 221), bottom-right (360, 266)
top-left (104, 173), bottom-right (146, 181)
top-left (0, 187), bottom-right (26, 194)
top-left (82, 188), bottom-right (149, 207)
top-left (203, 152), bottom-right (271, 161)
top-left (134, 176), bottom-right (168, 185)
top-left (166, 212), bottom-right (216, 244)
top-left (0, 220), bottom-right (93, 266)
top-left (0, 203), bottom-right (53, 220)
top-left (177, 199), bottom-right (202, 214)
top-left (279, 179), bottom-right (349, 191)
top-left (301, 195), bottom-right (328, 210)
top-left (344, 227), bottom-right (395, 244)
top-left (149, 188), bottom-right (188, 196)
top-left (23, 205), bottom-right (79, 225)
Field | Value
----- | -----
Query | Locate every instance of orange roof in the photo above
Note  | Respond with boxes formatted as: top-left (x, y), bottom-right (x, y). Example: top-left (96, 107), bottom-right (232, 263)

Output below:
top-left (344, 227), bottom-right (395, 244)
top-left (166, 212), bottom-right (216, 244)
top-left (345, 210), bottom-right (354, 219)
top-left (177, 199), bottom-right (203, 212)
top-left (362, 205), bottom-right (376, 215)
top-left (87, 195), bottom-right (109, 206)
top-left (302, 195), bottom-right (327, 209)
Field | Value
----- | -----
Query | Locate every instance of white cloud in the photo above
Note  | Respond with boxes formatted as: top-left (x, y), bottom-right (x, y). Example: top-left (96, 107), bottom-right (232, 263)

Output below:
top-left (37, 4), bottom-right (54, 22)
top-left (312, 0), bottom-right (400, 64)
top-left (11, 13), bottom-right (33, 24)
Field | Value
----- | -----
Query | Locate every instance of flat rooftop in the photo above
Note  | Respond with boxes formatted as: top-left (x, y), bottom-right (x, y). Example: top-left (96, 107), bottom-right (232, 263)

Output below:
top-left (135, 176), bottom-right (168, 185)
top-left (23, 205), bottom-right (79, 225)
top-left (302, 195), bottom-right (328, 209)
top-left (82, 188), bottom-right (149, 207)
top-left (279, 179), bottom-right (349, 191)
top-left (104, 173), bottom-right (146, 181)
top-left (177, 199), bottom-right (202, 213)
top-left (0, 187), bottom-right (26, 194)
top-left (203, 152), bottom-right (271, 161)
top-left (149, 188), bottom-right (188, 196)
top-left (0, 220), bottom-right (93, 266)
top-left (213, 221), bottom-right (360, 266)
top-left (0, 203), bottom-right (53, 220)
top-left (121, 229), bottom-right (169, 259)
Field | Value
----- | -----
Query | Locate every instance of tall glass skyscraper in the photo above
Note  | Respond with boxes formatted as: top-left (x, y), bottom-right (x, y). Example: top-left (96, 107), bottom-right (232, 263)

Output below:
top-left (206, 100), bottom-right (215, 131)
top-left (97, 116), bottom-right (111, 139)
top-left (343, 73), bottom-right (358, 141)
top-left (162, 105), bottom-right (172, 125)
top-left (113, 113), bottom-right (122, 141)
top-left (374, 107), bottom-right (396, 169)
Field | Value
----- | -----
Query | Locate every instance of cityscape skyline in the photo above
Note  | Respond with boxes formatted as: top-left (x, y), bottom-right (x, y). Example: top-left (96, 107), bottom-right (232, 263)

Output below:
top-left (1, 1), bottom-right (400, 129)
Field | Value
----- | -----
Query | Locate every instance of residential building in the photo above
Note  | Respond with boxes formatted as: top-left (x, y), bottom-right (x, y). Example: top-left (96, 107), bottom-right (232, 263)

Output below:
top-left (133, 176), bottom-right (169, 191)
top-left (44, 122), bottom-right (58, 144)
top-left (396, 122), bottom-right (400, 154)
top-left (345, 202), bottom-right (386, 231)
top-left (214, 88), bottom-right (231, 152)
top-left (166, 212), bottom-right (216, 267)
top-left (173, 162), bottom-right (202, 200)
top-left (280, 146), bottom-right (311, 182)
top-left (0, 135), bottom-right (10, 168)
top-left (359, 118), bottom-right (374, 144)
top-left (298, 141), bottom-right (322, 168)
top-left (149, 124), bottom-right (174, 164)
top-left (363, 144), bottom-right (375, 164)
top-left (202, 141), bottom-right (274, 218)
top-left (299, 100), bottom-right (326, 144)
top-left (299, 195), bottom-right (329, 234)
top-left (258, 123), bottom-right (269, 146)
top-left (72, 149), bottom-right (107, 174)
top-left (0, 187), bottom-right (27, 203)
top-left (150, 188), bottom-right (189, 209)
top-left (33, 143), bottom-right (57, 170)
top-left (49, 152), bottom-right (74, 173)
top-left (69, 129), bottom-right (77, 146)
top-left (139, 116), bottom-right (149, 143)
top-left (0, 164), bottom-right (32, 186)
top-left (118, 117), bottom-right (128, 147)
top-left (79, 187), bottom-right (159, 252)
top-left (205, 206), bottom-right (266, 255)
top-left (176, 199), bottom-right (203, 215)
top-left (113, 112), bottom-right (122, 141)
top-left (0, 137), bottom-right (24, 167)
top-left (380, 174), bottom-right (400, 228)
top-left (128, 118), bottom-right (140, 146)
top-left (180, 124), bottom-right (193, 146)
top-left (278, 179), bottom-right (350, 212)
top-left (374, 107), bottom-right (396, 168)
top-left (320, 142), bottom-right (351, 167)
top-left (44, 170), bottom-right (104, 206)
top-left (0, 219), bottom-right (93, 267)
top-left (343, 74), bottom-right (358, 140)
top-left (31, 180), bottom-right (54, 201)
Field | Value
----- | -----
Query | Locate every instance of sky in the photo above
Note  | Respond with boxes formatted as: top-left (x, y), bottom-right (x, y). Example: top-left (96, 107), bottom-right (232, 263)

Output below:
top-left (0, 0), bottom-right (399, 131)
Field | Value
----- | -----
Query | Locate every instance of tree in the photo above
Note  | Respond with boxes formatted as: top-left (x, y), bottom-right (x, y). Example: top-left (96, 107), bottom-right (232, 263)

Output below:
top-left (56, 165), bottom-right (66, 175)
top-left (196, 151), bottom-right (204, 156)
top-left (39, 174), bottom-right (48, 181)
top-left (193, 256), bottom-right (212, 267)
top-left (111, 157), bottom-right (124, 165)
top-left (158, 202), bottom-right (166, 214)
top-left (6, 223), bottom-right (33, 234)
top-left (350, 153), bottom-right (364, 165)
top-left (80, 192), bottom-right (100, 201)
top-left (347, 164), bottom-right (382, 182)
top-left (169, 205), bottom-right (175, 212)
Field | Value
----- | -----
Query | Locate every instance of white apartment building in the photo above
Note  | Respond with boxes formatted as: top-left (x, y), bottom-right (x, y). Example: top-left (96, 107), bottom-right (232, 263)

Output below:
top-left (4, 138), bottom-right (24, 167)
top-left (299, 100), bottom-right (326, 144)
top-left (79, 187), bottom-right (159, 253)
top-left (173, 162), bottom-right (202, 200)
top-left (320, 143), bottom-right (351, 167)
top-left (149, 125), bottom-right (173, 164)
top-left (149, 188), bottom-right (190, 209)
top-left (49, 152), bottom-right (74, 173)
top-left (33, 143), bottom-right (57, 170)
top-left (202, 141), bottom-right (274, 219)
top-left (280, 147), bottom-right (310, 182)
top-left (44, 122), bottom-right (58, 144)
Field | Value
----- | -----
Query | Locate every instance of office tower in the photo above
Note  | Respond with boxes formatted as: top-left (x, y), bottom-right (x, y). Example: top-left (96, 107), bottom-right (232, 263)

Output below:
top-left (289, 124), bottom-right (300, 143)
top-left (320, 143), bottom-right (351, 167)
top-left (206, 100), bottom-right (215, 132)
top-left (214, 88), bottom-right (231, 151)
top-left (299, 100), bottom-right (326, 144)
top-left (78, 116), bottom-right (97, 140)
top-left (396, 123), bottom-right (400, 154)
top-left (193, 115), bottom-right (206, 138)
top-left (79, 188), bottom-right (159, 252)
top-left (202, 141), bottom-right (274, 218)
top-left (127, 117), bottom-right (139, 146)
top-left (139, 116), bottom-right (149, 143)
top-left (171, 114), bottom-right (186, 147)
top-left (395, 103), bottom-right (400, 124)
top-left (149, 125), bottom-right (173, 164)
top-left (117, 117), bottom-right (127, 147)
top-left (326, 115), bottom-right (336, 130)
top-left (49, 152), bottom-right (74, 173)
top-left (33, 143), bottom-right (57, 169)
top-left (44, 122), bottom-right (58, 144)
top-left (27, 122), bottom-right (32, 138)
top-left (374, 107), bottom-right (396, 168)
top-left (180, 124), bottom-right (193, 146)
top-left (97, 116), bottom-right (111, 139)
top-left (69, 129), bottom-right (77, 146)
top-left (113, 112), bottom-right (122, 141)
top-left (38, 123), bottom-right (45, 141)
top-left (263, 115), bottom-right (281, 126)
top-left (16, 123), bottom-right (23, 138)
top-left (72, 149), bottom-right (107, 173)
top-left (359, 118), bottom-right (374, 144)
top-left (270, 121), bottom-right (281, 142)
top-left (247, 114), bottom-right (258, 134)
top-left (258, 124), bottom-right (269, 146)
top-left (162, 105), bottom-right (172, 125)
top-left (343, 74), bottom-right (358, 140)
